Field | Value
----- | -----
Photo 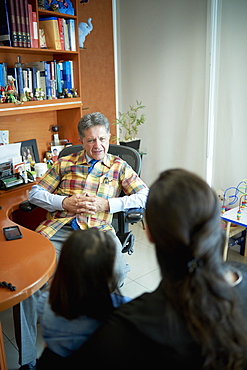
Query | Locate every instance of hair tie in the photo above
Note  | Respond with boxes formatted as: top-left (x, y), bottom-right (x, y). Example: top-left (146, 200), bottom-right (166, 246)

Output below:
top-left (187, 258), bottom-right (204, 274)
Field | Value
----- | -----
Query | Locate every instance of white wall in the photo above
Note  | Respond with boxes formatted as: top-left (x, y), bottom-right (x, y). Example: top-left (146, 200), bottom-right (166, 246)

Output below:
top-left (115, 0), bottom-right (208, 187)
top-left (213, 0), bottom-right (247, 191)
top-left (114, 0), bottom-right (247, 194)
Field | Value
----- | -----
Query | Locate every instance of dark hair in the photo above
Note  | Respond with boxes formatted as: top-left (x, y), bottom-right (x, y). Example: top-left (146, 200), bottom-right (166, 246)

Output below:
top-left (146, 168), bottom-right (247, 369)
top-left (78, 112), bottom-right (110, 139)
top-left (49, 229), bottom-right (116, 320)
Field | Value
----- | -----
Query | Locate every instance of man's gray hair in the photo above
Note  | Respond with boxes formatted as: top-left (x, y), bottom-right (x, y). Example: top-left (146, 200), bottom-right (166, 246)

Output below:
top-left (78, 112), bottom-right (110, 138)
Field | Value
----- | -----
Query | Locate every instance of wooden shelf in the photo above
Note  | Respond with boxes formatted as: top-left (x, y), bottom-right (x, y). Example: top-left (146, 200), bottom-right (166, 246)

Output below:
top-left (0, 98), bottom-right (82, 116)
top-left (38, 9), bottom-right (77, 19)
top-left (0, 45), bottom-right (79, 55)
top-left (0, 0), bottom-right (82, 159)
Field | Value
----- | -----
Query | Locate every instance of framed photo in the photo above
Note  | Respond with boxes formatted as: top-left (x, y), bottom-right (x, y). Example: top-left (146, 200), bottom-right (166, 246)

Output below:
top-left (51, 145), bottom-right (64, 163)
top-left (0, 130), bottom-right (9, 145)
top-left (19, 139), bottom-right (40, 164)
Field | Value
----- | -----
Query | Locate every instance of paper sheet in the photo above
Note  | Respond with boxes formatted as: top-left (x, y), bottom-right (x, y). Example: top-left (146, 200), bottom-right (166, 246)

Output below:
top-left (0, 143), bottom-right (22, 165)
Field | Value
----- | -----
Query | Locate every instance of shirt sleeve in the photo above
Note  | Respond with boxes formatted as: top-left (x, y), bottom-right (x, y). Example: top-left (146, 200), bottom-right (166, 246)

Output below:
top-left (28, 184), bottom-right (66, 212)
top-left (108, 187), bottom-right (149, 214)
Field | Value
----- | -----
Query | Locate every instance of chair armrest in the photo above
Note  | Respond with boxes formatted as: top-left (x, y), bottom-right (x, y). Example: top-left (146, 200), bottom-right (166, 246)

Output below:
top-left (19, 200), bottom-right (37, 212)
top-left (125, 207), bottom-right (145, 224)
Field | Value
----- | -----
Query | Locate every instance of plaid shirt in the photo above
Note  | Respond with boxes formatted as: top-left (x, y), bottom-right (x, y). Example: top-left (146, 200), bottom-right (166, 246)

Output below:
top-left (35, 150), bottom-right (147, 238)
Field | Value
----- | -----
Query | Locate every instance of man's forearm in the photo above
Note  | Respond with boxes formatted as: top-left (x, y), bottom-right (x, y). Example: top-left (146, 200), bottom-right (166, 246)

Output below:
top-left (28, 185), bottom-right (66, 212)
top-left (108, 188), bottom-right (149, 214)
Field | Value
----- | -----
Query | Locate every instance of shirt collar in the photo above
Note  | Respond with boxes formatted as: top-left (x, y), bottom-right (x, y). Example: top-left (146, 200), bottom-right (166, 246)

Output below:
top-left (80, 150), bottom-right (111, 169)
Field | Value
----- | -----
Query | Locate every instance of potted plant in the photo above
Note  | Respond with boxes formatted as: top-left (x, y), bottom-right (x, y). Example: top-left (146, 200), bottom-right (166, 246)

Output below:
top-left (115, 101), bottom-right (146, 150)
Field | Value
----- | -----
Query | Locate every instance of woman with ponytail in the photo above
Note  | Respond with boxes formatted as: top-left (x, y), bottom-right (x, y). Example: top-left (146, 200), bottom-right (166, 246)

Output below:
top-left (38, 169), bottom-right (247, 369)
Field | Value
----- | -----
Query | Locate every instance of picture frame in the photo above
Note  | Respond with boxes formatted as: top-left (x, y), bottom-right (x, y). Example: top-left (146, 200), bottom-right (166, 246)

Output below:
top-left (19, 139), bottom-right (40, 164)
top-left (51, 145), bottom-right (64, 163)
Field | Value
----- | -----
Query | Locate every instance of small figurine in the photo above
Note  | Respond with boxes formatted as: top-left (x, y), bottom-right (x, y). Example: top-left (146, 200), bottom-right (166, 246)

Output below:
top-left (45, 0), bottom-right (74, 15)
top-left (1, 91), bottom-right (6, 103)
top-left (58, 92), bottom-right (65, 99)
top-left (44, 151), bottom-right (53, 168)
top-left (51, 3), bottom-right (59, 11)
top-left (70, 87), bottom-right (78, 97)
top-left (78, 18), bottom-right (93, 49)
top-left (7, 92), bottom-right (16, 103)
top-left (63, 88), bottom-right (69, 98)
top-left (38, 0), bottom-right (46, 9)
top-left (50, 124), bottom-right (61, 145)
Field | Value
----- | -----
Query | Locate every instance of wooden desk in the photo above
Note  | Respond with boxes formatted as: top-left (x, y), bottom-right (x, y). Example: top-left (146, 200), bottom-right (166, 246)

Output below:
top-left (0, 184), bottom-right (56, 370)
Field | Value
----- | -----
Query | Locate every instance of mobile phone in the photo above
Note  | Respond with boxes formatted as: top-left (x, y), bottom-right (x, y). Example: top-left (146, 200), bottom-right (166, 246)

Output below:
top-left (3, 226), bottom-right (22, 241)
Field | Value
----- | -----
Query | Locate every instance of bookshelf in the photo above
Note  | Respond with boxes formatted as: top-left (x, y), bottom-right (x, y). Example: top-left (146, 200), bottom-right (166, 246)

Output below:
top-left (0, 0), bottom-right (82, 161)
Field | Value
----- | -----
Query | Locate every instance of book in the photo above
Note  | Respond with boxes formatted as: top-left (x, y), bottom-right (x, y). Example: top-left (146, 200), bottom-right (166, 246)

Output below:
top-left (62, 61), bottom-right (72, 91)
top-left (44, 61), bottom-right (51, 98)
top-left (0, 63), bottom-right (8, 89)
top-left (39, 28), bottom-right (46, 48)
top-left (25, 61), bottom-right (47, 99)
top-left (0, 64), bottom-right (4, 88)
top-left (2, 63), bottom-right (8, 88)
top-left (27, 4), bottom-right (33, 47)
top-left (39, 17), bottom-right (61, 50)
top-left (57, 18), bottom-right (64, 50)
top-left (32, 9), bottom-right (39, 48)
top-left (16, 66), bottom-right (24, 99)
top-left (8, 0), bottom-right (18, 47)
top-left (56, 62), bottom-right (63, 94)
top-left (19, 0), bottom-right (27, 47)
top-left (49, 61), bottom-right (57, 98)
top-left (0, 0), bottom-right (12, 46)
top-left (69, 60), bottom-right (74, 89)
top-left (29, 67), bottom-right (37, 92)
top-left (66, 19), bottom-right (76, 51)
top-left (23, 68), bottom-right (32, 93)
top-left (62, 18), bottom-right (70, 51)
top-left (23, 0), bottom-right (31, 47)
top-left (15, 0), bottom-right (23, 47)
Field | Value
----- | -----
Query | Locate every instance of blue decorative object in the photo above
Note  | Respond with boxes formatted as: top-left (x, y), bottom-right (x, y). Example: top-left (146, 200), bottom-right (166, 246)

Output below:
top-left (78, 18), bottom-right (93, 49)
top-left (45, 0), bottom-right (74, 15)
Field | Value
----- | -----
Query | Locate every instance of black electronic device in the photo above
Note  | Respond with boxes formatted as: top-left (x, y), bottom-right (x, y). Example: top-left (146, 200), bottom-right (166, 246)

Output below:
top-left (0, 161), bottom-right (24, 189)
top-left (3, 226), bottom-right (22, 241)
top-left (0, 161), bottom-right (13, 179)
top-left (0, 176), bottom-right (24, 190)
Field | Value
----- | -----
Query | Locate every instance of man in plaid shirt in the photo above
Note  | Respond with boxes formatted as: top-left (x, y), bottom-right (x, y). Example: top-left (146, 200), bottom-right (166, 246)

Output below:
top-left (15, 112), bottom-right (148, 369)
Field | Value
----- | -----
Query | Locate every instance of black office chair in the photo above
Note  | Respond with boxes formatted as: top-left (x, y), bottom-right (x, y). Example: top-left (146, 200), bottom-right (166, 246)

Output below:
top-left (19, 144), bottom-right (144, 254)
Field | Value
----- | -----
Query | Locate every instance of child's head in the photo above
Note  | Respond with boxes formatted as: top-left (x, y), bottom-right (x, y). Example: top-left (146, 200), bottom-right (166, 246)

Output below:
top-left (49, 228), bottom-right (116, 320)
